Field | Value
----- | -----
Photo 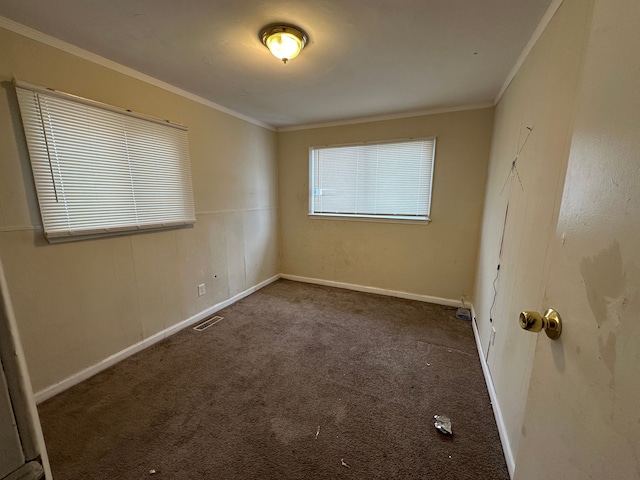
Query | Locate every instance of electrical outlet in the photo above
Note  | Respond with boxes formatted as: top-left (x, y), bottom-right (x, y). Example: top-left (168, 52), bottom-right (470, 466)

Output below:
top-left (197, 284), bottom-right (205, 297)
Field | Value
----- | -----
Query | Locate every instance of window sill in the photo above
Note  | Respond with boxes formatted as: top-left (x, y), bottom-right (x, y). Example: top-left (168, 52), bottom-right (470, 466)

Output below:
top-left (308, 213), bottom-right (431, 225)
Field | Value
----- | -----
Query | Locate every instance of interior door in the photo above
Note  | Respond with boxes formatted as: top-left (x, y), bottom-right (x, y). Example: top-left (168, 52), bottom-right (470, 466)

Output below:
top-left (514, 1), bottom-right (640, 478)
top-left (0, 356), bottom-right (25, 478)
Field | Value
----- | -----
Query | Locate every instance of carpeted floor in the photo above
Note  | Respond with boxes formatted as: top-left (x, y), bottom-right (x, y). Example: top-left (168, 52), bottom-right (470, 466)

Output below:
top-left (38, 279), bottom-right (509, 479)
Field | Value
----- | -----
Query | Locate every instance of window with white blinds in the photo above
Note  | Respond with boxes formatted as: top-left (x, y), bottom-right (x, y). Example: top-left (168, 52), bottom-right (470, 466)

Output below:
top-left (310, 138), bottom-right (435, 221)
top-left (15, 82), bottom-right (196, 242)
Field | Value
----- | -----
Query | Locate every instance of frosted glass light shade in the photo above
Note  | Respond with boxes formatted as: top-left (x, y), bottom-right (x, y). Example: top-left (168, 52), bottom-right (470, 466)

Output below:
top-left (261, 25), bottom-right (308, 64)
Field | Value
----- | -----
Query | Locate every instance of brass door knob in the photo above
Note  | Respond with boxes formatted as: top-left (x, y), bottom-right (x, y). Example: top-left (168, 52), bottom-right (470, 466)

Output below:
top-left (519, 308), bottom-right (562, 340)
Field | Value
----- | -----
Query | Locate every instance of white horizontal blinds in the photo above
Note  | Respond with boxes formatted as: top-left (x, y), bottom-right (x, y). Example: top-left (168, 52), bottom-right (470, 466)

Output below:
top-left (15, 85), bottom-right (195, 240)
top-left (312, 139), bottom-right (435, 218)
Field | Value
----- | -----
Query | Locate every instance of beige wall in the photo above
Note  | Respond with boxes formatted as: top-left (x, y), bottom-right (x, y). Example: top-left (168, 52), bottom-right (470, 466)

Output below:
top-left (0, 27), bottom-right (279, 392)
top-left (278, 109), bottom-right (493, 301)
top-left (472, 0), bottom-right (594, 472)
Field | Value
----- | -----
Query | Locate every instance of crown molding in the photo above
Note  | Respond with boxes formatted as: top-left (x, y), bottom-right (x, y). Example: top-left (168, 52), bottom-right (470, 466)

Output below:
top-left (0, 16), bottom-right (275, 131)
top-left (277, 103), bottom-right (494, 132)
top-left (1, 0), bottom-right (565, 135)
top-left (494, 0), bottom-right (565, 105)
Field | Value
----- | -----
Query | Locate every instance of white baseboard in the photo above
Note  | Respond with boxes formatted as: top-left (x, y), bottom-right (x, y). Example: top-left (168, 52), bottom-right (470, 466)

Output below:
top-left (280, 274), bottom-right (461, 308)
top-left (34, 274), bottom-right (280, 404)
top-left (472, 314), bottom-right (515, 479)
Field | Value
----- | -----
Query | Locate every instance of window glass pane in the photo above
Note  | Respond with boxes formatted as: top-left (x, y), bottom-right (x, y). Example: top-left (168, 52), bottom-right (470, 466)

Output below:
top-left (310, 138), bottom-right (435, 220)
top-left (15, 84), bottom-right (196, 242)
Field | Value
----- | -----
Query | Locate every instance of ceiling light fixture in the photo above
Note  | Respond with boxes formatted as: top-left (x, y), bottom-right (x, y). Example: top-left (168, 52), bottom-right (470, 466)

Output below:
top-left (260, 24), bottom-right (308, 64)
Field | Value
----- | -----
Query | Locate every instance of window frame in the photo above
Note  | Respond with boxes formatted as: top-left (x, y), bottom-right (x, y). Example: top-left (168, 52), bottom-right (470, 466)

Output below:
top-left (14, 80), bottom-right (196, 243)
top-left (308, 137), bottom-right (436, 224)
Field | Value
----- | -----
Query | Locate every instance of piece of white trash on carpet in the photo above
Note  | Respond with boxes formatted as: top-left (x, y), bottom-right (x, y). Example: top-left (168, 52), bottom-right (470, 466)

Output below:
top-left (316, 426), bottom-right (320, 439)
top-left (149, 469), bottom-right (157, 475)
top-left (341, 458), bottom-right (351, 468)
top-left (434, 414), bottom-right (453, 435)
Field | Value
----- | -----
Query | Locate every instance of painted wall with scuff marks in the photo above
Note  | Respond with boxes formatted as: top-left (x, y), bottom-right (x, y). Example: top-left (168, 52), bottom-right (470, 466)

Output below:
top-left (277, 108), bottom-right (494, 301)
top-left (0, 27), bottom-right (279, 393)
top-left (471, 0), bottom-right (594, 470)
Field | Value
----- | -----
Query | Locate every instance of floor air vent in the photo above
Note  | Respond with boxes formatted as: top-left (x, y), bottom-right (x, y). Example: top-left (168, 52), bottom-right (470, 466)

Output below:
top-left (193, 316), bottom-right (224, 332)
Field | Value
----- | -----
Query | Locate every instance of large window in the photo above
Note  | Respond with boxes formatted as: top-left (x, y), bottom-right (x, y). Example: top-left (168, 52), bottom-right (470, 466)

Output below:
top-left (15, 81), bottom-right (196, 242)
top-left (310, 138), bottom-right (435, 222)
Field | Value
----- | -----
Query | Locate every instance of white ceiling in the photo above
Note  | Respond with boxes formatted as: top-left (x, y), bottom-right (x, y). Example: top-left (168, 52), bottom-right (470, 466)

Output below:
top-left (0, 0), bottom-right (553, 129)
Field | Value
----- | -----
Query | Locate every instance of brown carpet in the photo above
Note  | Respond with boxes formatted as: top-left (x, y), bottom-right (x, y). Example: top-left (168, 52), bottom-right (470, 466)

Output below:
top-left (38, 279), bottom-right (509, 479)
